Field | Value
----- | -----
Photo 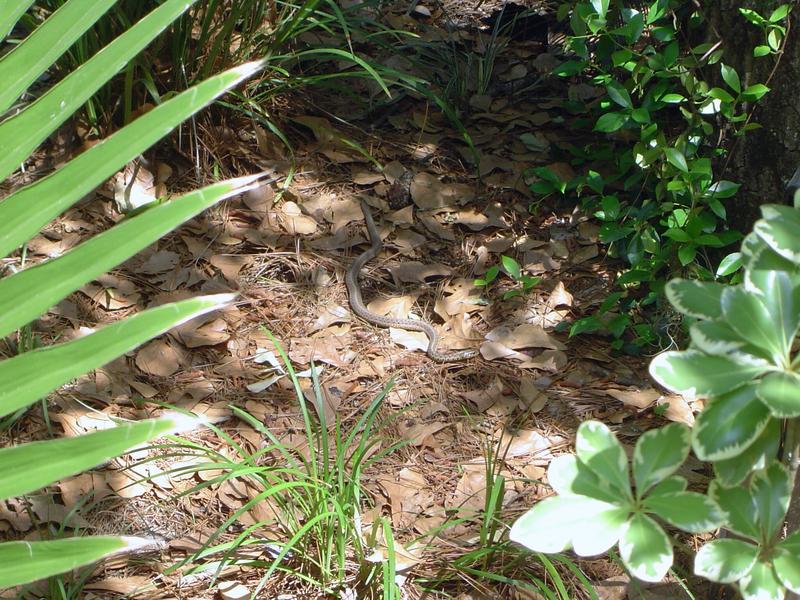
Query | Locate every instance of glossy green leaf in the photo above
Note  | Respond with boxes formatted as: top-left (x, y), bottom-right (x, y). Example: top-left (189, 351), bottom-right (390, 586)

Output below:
top-left (742, 83), bottom-right (770, 101)
top-left (590, 0), bottom-right (610, 19)
top-left (0, 413), bottom-right (201, 500)
top-left (647, 475), bottom-right (688, 497)
top-left (757, 372), bottom-right (800, 418)
top-left (740, 560), bottom-right (784, 600)
top-left (0, 0), bottom-right (117, 114)
top-left (665, 279), bottom-right (724, 320)
top-left (595, 112), bottom-right (627, 133)
top-left (510, 495), bottom-right (616, 554)
top-left (722, 286), bottom-right (782, 357)
top-left (716, 252), bottom-right (742, 277)
top-left (0, 175), bottom-right (260, 338)
top-left (707, 180), bottom-right (741, 199)
top-left (690, 321), bottom-right (771, 368)
top-left (720, 63), bottom-right (741, 93)
top-left (770, 4), bottom-right (791, 22)
top-left (547, 454), bottom-right (624, 504)
top-left (0, 0), bottom-right (203, 181)
top-left (0, 61), bottom-right (265, 259)
top-left (0, 1), bottom-right (35, 38)
top-left (0, 295), bottom-right (234, 419)
top-left (751, 462), bottom-right (791, 539)
top-left (0, 536), bottom-right (148, 588)
top-left (677, 243), bottom-right (697, 266)
top-left (618, 514), bottom-right (672, 583)
top-left (632, 423), bottom-right (690, 496)
top-left (665, 148), bottom-right (688, 173)
top-left (714, 418), bottom-right (780, 486)
top-left (649, 350), bottom-right (766, 398)
top-left (606, 80), bottom-right (633, 109)
top-left (643, 491), bottom-right (723, 533)
top-left (747, 270), bottom-right (800, 354)
top-left (774, 531), bottom-right (800, 593)
top-left (693, 385), bottom-right (771, 461)
top-left (707, 87), bottom-right (735, 103)
top-left (501, 255), bottom-right (521, 279)
top-left (575, 421), bottom-right (631, 499)
top-left (694, 539), bottom-right (757, 583)
top-left (709, 480), bottom-right (760, 540)
top-left (754, 205), bottom-right (800, 265)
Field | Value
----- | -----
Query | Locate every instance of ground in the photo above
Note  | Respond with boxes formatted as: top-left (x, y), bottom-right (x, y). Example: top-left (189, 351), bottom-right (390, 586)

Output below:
top-left (1, 2), bottom-right (708, 599)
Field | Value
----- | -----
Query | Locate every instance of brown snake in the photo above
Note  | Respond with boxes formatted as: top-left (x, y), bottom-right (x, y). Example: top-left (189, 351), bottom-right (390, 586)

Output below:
top-left (347, 200), bottom-right (479, 362)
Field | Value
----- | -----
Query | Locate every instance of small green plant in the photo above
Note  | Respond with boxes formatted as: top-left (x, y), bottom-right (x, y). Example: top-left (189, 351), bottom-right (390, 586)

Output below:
top-left (511, 198), bottom-right (800, 599)
top-left (536, 1), bottom-right (792, 348)
top-left (160, 335), bottom-right (404, 597)
top-left (418, 434), bottom-right (596, 599)
top-left (475, 255), bottom-right (541, 301)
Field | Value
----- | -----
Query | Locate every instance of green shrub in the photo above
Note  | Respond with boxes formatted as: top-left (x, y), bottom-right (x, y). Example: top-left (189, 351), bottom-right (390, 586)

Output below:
top-left (511, 195), bottom-right (800, 599)
top-left (540, 1), bottom-right (790, 349)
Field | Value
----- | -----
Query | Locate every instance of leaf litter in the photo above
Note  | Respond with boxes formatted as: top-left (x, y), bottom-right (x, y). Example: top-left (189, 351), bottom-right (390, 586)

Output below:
top-left (0, 3), bottom-right (702, 597)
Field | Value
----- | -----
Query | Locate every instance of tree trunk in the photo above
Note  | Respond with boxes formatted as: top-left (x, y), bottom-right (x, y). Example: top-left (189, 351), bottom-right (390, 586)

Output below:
top-left (704, 0), bottom-right (800, 232)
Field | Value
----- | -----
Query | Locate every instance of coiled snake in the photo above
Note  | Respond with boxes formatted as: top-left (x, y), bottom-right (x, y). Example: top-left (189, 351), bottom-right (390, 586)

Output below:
top-left (347, 200), bottom-right (479, 362)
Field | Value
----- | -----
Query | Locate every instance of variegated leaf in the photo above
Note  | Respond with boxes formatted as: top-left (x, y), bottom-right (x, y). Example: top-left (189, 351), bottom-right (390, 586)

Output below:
top-left (547, 454), bottom-right (623, 505)
top-left (689, 320), bottom-right (771, 368)
top-left (756, 372), bottom-right (800, 418)
top-left (618, 514), bottom-right (673, 583)
top-left (665, 279), bottom-right (725, 320)
top-left (643, 491), bottom-right (723, 533)
top-left (649, 351), bottom-right (766, 398)
top-left (695, 539), bottom-right (757, 584)
top-left (774, 532), bottom-right (800, 593)
top-left (722, 286), bottom-right (783, 359)
top-left (755, 204), bottom-right (800, 264)
top-left (750, 462), bottom-right (791, 539)
top-left (575, 421), bottom-right (631, 500)
top-left (713, 418), bottom-right (780, 486)
top-left (633, 423), bottom-right (690, 497)
top-left (693, 384), bottom-right (771, 461)
top-left (709, 480), bottom-right (759, 540)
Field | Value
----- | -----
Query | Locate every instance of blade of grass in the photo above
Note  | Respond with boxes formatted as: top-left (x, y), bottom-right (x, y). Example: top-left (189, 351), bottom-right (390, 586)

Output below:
top-left (0, 1), bottom-right (35, 39)
top-left (0, 536), bottom-right (152, 588)
top-left (0, 0), bottom-right (118, 114)
top-left (0, 60), bottom-right (265, 256)
top-left (0, 413), bottom-right (201, 499)
top-left (0, 295), bottom-right (235, 418)
top-left (0, 174), bottom-right (261, 336)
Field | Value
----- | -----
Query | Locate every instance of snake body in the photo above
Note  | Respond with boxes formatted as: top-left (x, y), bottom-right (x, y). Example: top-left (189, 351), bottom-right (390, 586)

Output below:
top-left (347, 200), bottom-right (479, 363)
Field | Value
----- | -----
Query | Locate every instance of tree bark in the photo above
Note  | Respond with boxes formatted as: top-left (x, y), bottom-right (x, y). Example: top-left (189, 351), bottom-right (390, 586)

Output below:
top-left (704, 0), bottom-right (800, 231)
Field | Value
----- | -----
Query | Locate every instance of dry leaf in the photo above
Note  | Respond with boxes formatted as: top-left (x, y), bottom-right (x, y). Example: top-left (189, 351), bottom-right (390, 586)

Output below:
top-left (390, 327), bottom-right (429, 353)
top-left (218, 581), bottom-right (251, 600)
top-left (606, 388), bottom-right (661, 410)
top-left (139, 250), bottom-right (180, 274)
top-left (485, 324), bottom-right (565, 351)
top-left (135, 339), bottom-right (183, 376)
top-left (279, 200), bottom-right (317, 234)
top-left (410, 172), bottom-right (474, 209)
top-left (389, 261), bottom-right (452, 284)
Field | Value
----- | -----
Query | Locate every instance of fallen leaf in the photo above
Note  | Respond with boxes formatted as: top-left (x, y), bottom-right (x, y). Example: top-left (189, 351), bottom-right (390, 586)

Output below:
top-left (606, 388), bottom-right (661, 410)
top-left (410, 172), bottom-right (474, 209)
top-left (485, 324), bottom-right (565, 351)
top-left (389, 261), bottom-right (452, 284)
top-left (135, 340), bottom-right (183, 376)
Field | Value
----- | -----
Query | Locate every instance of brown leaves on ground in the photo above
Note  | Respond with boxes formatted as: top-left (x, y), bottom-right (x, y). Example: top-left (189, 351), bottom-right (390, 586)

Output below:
top-left (0, 6), bottom-right (701, 597)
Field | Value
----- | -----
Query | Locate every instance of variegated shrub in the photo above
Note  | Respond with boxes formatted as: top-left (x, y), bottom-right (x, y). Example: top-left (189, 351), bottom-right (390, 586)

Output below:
top-left (511, 200), bottom-right (800, 600)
